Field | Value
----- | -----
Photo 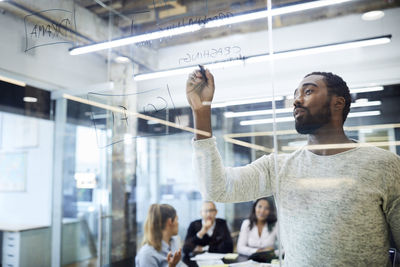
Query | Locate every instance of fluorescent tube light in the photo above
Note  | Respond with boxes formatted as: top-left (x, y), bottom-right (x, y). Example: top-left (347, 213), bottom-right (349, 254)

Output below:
top-left (205, 10), bottom-right (268, 28)
top-left (135, 35), bottom-right (391, 81)
top-left (0, 75), bottom-right (26, 87)
top-left (351, 100), bottom-right (381, 108)
top-left (271, 0), bottom-right (354, 16)
top-left (205, 0), bottom-right (354, 28)
top-left (246, 35), bottom-right (391, 63)
top-left (362, 10), bottom-right (384, 21)
top-left (240, 110), bottom-right (380, 126)
top-left (134, 66), bottom-right (197, 81)
top-left (114, 56), bottom-right (130, 63)
top-left (134, 59), bottom-right (244, 81)
top-left (70, 0), bottom-right (354, 55)
top-left (212, 96), bottom-right (284, 108)
top-left (225, 107), bottom-right (292, 118)
top-left (240, 116), bottom-right (294, 125)
top-left (23, 96), bottom-right (38, 103)
top-left (347, 110), bottom-right (380, 118)
top-left (350, 86), bottom-right (384, 94)
top-left (225, 101), bottom-right (380, 118)
top-left (70, 24), bottom-right (202, 55)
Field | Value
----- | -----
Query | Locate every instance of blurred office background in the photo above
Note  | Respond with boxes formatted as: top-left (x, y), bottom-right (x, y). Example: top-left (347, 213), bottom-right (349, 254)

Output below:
top-left (0, 0), bottom-right (399, 266)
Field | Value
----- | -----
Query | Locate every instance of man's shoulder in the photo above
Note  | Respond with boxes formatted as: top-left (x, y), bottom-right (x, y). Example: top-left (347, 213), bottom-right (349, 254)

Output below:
top-left (361, 145), bottom-right (399, 158)
top-left (189, 219), bottom-right (202, 226)
top-left (358, 145), bottom-right (400, 166)
top-left (215, 218), bottom-right (228, 224)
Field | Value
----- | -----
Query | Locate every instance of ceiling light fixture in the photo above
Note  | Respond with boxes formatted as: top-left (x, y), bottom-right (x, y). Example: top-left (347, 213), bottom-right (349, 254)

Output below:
top-left (135, 35), bottom-right (391, 81)
top-left (246, 35), bottom-right (391, 63)
top-left (134, 65), bottom-right (198, 81)
top-left (224, 100), bottom-right (380, 118)
top-left (240, 116), bottom-right (294, 125)
top-left (0, 75), bottom-right (26, 87)
top-left (212, 96), bottom-right (284, 108)
top-left (240, 110), bottom-right (381, 126)
top-left (205, 0), bottom-right (354, 28)
top-left (362, 10), bottom-right (385, 21)
top-left (70, 24), bottom-right (202, 55)
top-left (350, 86), bottom-right (384, 94)
top-left (134, 59), bottom-right (244, 81)
top-left (351, 100), bottom-right (381, 108)
top-left (23, 96), bottom-right (38, 103)
top-left (224, 108), bottom-right (292, 118)
top-left (114, 56), bottom-right (131, 63)
top-left (347, 110), bottom-right (381, 118)
top-left (70, 0), bottom-right (354, 56)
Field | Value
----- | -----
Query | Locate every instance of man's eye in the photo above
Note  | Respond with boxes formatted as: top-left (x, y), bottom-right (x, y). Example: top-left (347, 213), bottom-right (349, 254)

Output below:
top-left (305, 89), bottom-right (312, 95)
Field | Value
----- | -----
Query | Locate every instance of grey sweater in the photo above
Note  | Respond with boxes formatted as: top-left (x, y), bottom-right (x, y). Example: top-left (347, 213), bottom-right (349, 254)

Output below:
top-left (193, 137), bottom-right (400, 266)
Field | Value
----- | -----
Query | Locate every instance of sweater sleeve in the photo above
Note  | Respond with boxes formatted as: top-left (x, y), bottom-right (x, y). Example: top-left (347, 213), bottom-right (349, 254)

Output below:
top-left (384, 154), bottom-right (400, 250)
top-left (237, 220), bottom-right (258, 256)
top-left (192, 137), bottom-right (274, 203)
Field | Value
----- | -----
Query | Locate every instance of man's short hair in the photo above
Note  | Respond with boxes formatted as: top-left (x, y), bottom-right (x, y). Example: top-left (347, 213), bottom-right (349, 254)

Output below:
top-left (305, 72), bottom-right (352, 124)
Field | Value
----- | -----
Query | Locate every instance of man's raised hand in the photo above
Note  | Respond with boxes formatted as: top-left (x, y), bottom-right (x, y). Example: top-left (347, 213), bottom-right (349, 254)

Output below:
top-left (186, 68), bottom-right (215, 111)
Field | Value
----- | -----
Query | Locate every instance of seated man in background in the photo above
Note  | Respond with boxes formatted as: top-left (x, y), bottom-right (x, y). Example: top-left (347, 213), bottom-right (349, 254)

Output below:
top-left (183, 201), bottom-right (233, 258)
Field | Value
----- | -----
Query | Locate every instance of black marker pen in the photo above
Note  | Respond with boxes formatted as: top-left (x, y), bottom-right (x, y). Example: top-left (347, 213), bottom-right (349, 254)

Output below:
top-left (198, 64), bottom-right (208, 83)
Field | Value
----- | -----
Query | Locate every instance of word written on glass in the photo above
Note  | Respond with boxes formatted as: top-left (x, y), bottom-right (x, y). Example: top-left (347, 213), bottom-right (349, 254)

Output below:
top-left (178, 46), bottom-right (242, 64)
top-left (24, 9), bottom-right (76, 52)
top-left (87, 85), bottom-right (179, 148)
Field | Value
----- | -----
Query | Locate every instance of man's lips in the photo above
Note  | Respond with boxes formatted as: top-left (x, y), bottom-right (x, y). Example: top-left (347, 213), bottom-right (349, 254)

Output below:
top-left (294, 107), bottom-right (306, 118)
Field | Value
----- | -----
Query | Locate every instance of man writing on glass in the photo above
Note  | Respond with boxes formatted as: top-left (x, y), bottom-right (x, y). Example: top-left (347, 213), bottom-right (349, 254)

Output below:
top-left (186, 69), bottom-right (400, 266)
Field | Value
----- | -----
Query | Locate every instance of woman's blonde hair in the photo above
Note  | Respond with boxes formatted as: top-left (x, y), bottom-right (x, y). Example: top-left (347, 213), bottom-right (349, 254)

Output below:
top-left (142, 203), bottom-right (177, 251)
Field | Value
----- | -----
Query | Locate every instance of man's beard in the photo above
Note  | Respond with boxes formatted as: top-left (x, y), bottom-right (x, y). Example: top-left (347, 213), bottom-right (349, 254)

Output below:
top-left (295, 99), bottom-right (331, 135)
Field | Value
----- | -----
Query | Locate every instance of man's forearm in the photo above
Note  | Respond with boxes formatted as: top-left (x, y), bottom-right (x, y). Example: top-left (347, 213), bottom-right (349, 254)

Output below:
top-left (193, 106), bottom-right (212, 140)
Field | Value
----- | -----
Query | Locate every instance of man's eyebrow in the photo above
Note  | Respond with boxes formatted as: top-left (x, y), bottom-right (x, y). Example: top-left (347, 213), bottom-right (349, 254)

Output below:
top-left (302, 82), bottom-right (318, 88)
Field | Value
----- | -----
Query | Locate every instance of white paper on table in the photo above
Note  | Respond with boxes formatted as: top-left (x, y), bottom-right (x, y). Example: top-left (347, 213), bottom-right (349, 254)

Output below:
top-left (196, 259), bottom-right (225, 267)
top-left (190, 252), bottom-right (226, 261)
top-left (229, 260), bottom-right (272, 266)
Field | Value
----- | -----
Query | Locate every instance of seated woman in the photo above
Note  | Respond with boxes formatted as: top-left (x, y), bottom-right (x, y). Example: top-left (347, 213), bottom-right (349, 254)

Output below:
top-left (237, 197), bottom-right (278, 257)
top-left (135, 204), bottom-right (182, 267)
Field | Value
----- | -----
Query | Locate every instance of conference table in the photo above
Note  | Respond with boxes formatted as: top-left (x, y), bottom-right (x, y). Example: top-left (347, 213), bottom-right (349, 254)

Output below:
top-left (182, 252), bottom-right (276, 267)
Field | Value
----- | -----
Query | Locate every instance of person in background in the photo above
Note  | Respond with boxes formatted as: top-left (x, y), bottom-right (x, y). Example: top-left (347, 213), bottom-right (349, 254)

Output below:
top-left (237, 197), bottom-right (278, 256)
top-left (135, 204), bottom-right (182, 267)
top-left (183, 201), bottom-right (233, 258)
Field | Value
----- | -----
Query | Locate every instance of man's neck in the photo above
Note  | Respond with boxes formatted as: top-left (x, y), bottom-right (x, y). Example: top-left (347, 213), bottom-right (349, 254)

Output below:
top-left (307, 125), bottom-right (353, 156)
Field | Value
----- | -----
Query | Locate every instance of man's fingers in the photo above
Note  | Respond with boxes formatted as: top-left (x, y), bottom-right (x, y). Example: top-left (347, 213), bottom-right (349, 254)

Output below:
top-left (205, 69), bottom-right (214, 87)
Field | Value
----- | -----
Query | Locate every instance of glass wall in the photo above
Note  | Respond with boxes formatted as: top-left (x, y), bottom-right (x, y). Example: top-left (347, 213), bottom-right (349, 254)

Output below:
top-left (0, 0), bottom-right (399, 266)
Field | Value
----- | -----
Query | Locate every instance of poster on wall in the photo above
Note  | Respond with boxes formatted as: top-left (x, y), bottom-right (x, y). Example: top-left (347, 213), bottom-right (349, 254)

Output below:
top-left (0, 113), bottom-right (2, 149)
top-left (1, 112), bottom-right (39, 149)
top-left (0, 152), bottom-right (27, 192)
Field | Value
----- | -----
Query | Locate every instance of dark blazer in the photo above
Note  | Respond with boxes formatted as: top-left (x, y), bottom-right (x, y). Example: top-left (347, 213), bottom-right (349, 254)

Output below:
top-left (183, 218), bottom-right (233, 257)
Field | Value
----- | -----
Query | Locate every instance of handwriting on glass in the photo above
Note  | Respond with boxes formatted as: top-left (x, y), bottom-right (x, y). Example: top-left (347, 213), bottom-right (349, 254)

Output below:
top-left (158, 12), bottom-right (234, 31)
top-left (30, 18), bottom-right (71, 39)
top-left (88, 85), bottom-right (178, 148)
top-left (24, 9), bottom-right (76, 52)
top-left (178, 46), bottom-right (242, 64)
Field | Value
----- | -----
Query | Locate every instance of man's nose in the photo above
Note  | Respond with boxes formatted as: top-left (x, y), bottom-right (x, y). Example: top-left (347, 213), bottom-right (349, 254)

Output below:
top-left (293, 94), bottom-right (303, 107)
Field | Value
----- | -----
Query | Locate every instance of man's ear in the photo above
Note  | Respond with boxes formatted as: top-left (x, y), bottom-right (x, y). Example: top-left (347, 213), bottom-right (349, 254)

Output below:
top-left (333, 96), bottom-right (345, 111)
